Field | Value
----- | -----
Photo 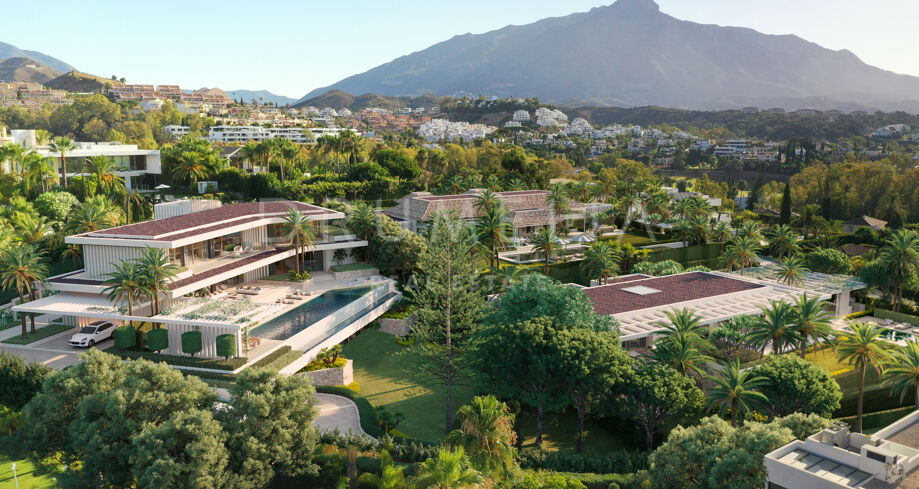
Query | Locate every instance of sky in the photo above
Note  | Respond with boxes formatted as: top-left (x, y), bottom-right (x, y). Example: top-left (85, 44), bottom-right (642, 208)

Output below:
top-left (4, 0), bottom-right (918, 100)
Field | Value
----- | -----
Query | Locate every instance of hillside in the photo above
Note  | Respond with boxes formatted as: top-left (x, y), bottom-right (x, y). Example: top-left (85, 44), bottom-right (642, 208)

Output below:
top-left (227, 89), bottom-right (297, 106)
top-left (298, 0), bottom-right (919, 112)
top-left (44, 71), bottom-right (123, 93)
top-left (0, 41), bottom-right (73, 73)
top-left (294, 89), bottom-right (442, 111)
top-left (0, 57), bottom-right (60, 83)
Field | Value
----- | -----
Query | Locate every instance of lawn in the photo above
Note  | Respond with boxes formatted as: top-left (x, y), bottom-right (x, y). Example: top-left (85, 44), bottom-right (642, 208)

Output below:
top-left (598, 233), bottom-right (655, 246)
top-left (1, 324), bottom-right (72, 345)
top-left (0, 451), bottom-right (57, 489)
top-left (342, 329), bottom-right (630, 451)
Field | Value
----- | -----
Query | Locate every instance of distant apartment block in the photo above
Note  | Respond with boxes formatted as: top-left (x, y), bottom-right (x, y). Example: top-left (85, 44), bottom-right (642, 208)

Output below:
top-left (512, 110), bottom-right (531, 122)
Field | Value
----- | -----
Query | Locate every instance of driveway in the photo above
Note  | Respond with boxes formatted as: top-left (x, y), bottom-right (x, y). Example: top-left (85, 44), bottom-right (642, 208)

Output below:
top-left (0, 323), bottom-right (111, 369)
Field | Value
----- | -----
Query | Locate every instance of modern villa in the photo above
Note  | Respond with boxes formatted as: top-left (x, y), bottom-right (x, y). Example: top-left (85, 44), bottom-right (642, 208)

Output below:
top-left (13, 200), bottom-right (400, 365)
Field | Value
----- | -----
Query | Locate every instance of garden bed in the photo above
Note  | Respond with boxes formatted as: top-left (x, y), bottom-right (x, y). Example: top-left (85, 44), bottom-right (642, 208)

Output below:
top-left (330, 263), bottom-right (377, 273)
top-left (103, 346), bottom-right (247, 370)
top-left (1, 324), bottom-right (72, 345)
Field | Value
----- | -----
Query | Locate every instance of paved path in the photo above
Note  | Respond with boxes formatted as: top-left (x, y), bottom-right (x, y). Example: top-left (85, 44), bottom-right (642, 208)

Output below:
top-left (214, 389), bottom-right (373, 439)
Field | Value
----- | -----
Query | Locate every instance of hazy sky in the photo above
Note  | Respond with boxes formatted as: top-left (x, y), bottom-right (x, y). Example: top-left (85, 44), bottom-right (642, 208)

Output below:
top-left (5, 0), bottom-right (918, 99)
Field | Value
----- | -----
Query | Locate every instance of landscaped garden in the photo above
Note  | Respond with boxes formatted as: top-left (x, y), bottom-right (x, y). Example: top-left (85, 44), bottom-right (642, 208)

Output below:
top-left (1, 323), bottom-right (71, 345)
top-left (0, 451), bottom-right (56, 489)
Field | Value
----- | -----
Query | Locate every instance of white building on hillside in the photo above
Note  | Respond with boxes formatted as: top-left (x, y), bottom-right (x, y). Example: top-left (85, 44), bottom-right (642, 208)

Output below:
top-left (512, 110), bottom-right (531, 122)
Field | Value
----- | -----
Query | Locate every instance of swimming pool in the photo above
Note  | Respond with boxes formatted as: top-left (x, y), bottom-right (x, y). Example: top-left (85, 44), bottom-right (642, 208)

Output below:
top-left (248, 286), bottom-right (377, 340)
top-left (879, 328), bottom-right (915, 342)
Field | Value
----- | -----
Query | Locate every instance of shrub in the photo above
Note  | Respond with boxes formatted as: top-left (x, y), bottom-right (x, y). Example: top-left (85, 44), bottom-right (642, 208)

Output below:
top-left (181, 331), bottom-right (203, 356)
top-left (288, 270), bottom-right (311, 281)
top-left (103, 346), bottom-right (247, 370)
top-left (300, 356), bottom-right (347, 372)
top-left (803, 247), bottom-right (853, 274)
top-left (113, 325), bottom-right (137, 349)
top-left (34, 191), bottom-right (79, 222)
top-left (215, 334), bottom-right (237, 360)
top-left (0, 351), bottom-right (51, 410)
top-left (518, 450), bottom-right (649, 475)
top-left (147, 328), bottom-right (169, 352)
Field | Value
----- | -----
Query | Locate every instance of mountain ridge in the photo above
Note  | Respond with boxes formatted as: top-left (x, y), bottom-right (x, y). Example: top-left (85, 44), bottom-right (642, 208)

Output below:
top-left (0, 42), bottom-right (73, 74)
top-left (298, 0), bottom-right (919, 112)
top-left (226, 89), bottom-right (297, 106)
top-left (0, 57), bottom-right (61, 83)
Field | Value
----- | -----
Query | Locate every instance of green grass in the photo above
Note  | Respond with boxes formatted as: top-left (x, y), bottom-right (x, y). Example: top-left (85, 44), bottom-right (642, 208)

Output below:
top-left (330, 263), bottom-right (376, 273)
top-left (597, 233), bottom-right (654, 246)
top-left (0, 321), bottom-right (18, 332)
top-left (1, 324), bottom-right (72, 345)
top-left (342, 329), bottom-right (475, 442)
top-left (0, 451), bottom-right (57, 489)
top-left (516, 409), bottom-right (627, 452)
top-left (262, 273), bottom-right (299, 282)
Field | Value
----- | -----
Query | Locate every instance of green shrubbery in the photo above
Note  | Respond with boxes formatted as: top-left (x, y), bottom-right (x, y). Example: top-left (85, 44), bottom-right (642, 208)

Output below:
top-left (181, 331), bottom-right (202, 356)
top-left (517, 450), bottom-right (648, 475)
top-left (113, 325), bottom-right (137, 349)
top-left (215, 334), bottom-right (237, 360)
top-left (146, 328), bottom-right (168, 352)
top-left (104, 347), bottom-right (247, 370)
top-left (330, 263), bottom-right (377, 273)
top-left (0, 351), bottom-right (51, 410)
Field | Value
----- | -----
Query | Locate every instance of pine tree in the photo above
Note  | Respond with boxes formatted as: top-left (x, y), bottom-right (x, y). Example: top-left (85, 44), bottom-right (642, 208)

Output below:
top-left (779, 183), bottom-right (792, 225)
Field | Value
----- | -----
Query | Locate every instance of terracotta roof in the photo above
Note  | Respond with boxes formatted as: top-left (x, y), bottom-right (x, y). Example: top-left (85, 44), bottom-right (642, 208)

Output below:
top-left (843, 215), bottom-right (887, 228)
top-left (583, 272), bottom-right (765, 315)
top-left (87, 201), bottom-right (335, 240)
top-left (841, 243), bottom-right (874, 256)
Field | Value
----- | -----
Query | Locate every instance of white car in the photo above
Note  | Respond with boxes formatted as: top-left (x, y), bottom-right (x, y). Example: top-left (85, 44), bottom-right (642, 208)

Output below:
top-left (69, 321), bottom-right (116, 348)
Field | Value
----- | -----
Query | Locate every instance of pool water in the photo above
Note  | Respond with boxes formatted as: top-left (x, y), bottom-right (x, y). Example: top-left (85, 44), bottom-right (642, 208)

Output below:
top-left (879, 328), bottom-right (915, 342)
top-left (248, 286), bottom-right (376, 340)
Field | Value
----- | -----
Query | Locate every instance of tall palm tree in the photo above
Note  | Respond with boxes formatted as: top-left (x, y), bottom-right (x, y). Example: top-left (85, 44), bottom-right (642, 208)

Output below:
top-left (66, 201), bottom-right (116, 235)
top-left (48, 136), bottom-right (75, 188)
top-left (721, 235), bottom-right (761, 275)
top-left (347, 201), bottom-right (378, 242)
top-left (883, 339), bottom-right (919, 409)
top-left (22, 152), bottom-right (57, 195)
top-left (136, 247), bottom-right (182, 316)
top-left (653, 308), bottom-right (706, 338)
top-left (581, 241), bottom-right (619, 285)
top-left (123, 190), bottom-right (144, 225)
top-left (12, 213), bottom-right (55, 249)
top-left (102, 261), bottom-right (146, 327)
top-left (767, 224), bottom-right (802, 259)
top-left (837, 322), bottom-right (895, 433)
top-left (546, 183), bottom-right (570, 232)
top-left (711, 221), bottom-right (734, 252)
top-left (85, 155), bottom-right (125, 195)
top-left (0, 245), bottom-right (48, 338)
top-left (774, 256), bottom-right (809, 287)
top-left (793, 293), bottom-right (833, 357)
top-left (688, 214), bottom-right (710, 245)
top-left (446, 395), bottom-right (516, 481)
top-left (652, 333), bottom-right (714, 383)
top-left (474, 204), bottom-right (511, 269)
top-left (0, 143), bottom-right (26, 175)
top-left (748, 300), bottom-right (797, 354)
top-left (530, 228), bottom-right (560, 275)
top-left (61, 244), bottom-right (81, 270)
top-left (171, 156), bottom-right (208, 186)
top-left (279, 209), bottom-right (316, 275)
top-left (411, 448), bottom-right (482, 489)
top-left (793, 204), bottom-right (824, 239)
top-left (879, 229), bottom-right (919, 311)
top-left (707, 359), bottom-right (770, 427)
top-left (734, 220), bottom-right (763, 242)
top-left (473, 189), bottom-right (500, 214)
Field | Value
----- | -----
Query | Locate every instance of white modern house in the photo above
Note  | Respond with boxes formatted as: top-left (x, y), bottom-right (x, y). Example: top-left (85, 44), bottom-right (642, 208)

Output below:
top-left (35, 139), bottom-right (161, 191)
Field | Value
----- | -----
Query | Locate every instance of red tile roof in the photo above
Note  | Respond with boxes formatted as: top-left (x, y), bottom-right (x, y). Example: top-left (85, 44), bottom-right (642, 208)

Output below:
top-left (583, 272), bottom-right (764, 315)
top-left (88, 201), bottom-right (335, 240)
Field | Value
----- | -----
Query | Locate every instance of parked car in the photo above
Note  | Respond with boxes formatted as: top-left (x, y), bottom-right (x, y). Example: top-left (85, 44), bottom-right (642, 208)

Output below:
top-left (69, 320), bottom-right (116, 347)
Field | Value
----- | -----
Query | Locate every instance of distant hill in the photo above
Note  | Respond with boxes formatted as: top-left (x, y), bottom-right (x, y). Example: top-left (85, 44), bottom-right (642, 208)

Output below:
top-left (295, 89), bottom-right (442, 111)
top-left (0, 41), bottom-right (73, 73)
top-left (0, 57), bottom-right (60, 83)
top-left (298, 0), bottom-right (919, 112)
top-left (226, 89), bottom-right (297, 106)
top-left (45, 71), bottom-right (124, 93)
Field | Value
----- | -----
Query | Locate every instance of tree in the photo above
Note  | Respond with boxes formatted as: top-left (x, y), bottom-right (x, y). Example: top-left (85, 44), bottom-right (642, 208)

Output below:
top-left (707, 360), bottom-right (769, 426)
top-left (84, 154), bottom-right (125, 195)
top-left (710, 221), bottom-right (733, 253)
top-left (411, 448), bottom-right (483, 489)
top-left (400, 212), bottom-right (488, 434)
top-left (530, 227), bottom-right (560, 275)
top-left (747, 300), bottom-right (797, 354)
top-left (279, 209), bottom-right (316, 275)
top-left (34, 190), bottom-right (79, 222)
top-left (882, 339), bottom-right (919, 410)
top-left (546, 183), bottom-right (570, 229)
top-left (489, 273), bottom-right (617, 332)
top-left (136, 246), bottom-right (182, 316)
top-left (837, 322), bottom-right (895, 432)
top-left (0, 351), bottom-right (51, 410)
top-left (447, 395), bottom-right (517, 481)
top-left (66, 199), bottom-right (117, 234)
top-left (774, 256), bottom-right (809, 287)
top-left (375, 147), bottom-right (420, 179)
top-left (617, 362), bottom-right (705, 450)
top-left (0, 244), bottom-right (48, 337)
top-left (878, 229), bottom-right (919, 311)
top-left (474, 204), bottom-right (511, 269)
top-left (48, 136), bottom-right (75, 188)
top-left (557, 327), bottom-right (631, 452)
top-left (793, 293), bottom-right (833, 357)
top-left (749, 354), bottom-right (842, 418)
top-left (102, 261), bottom-right (146, 324)
top-left (767, 224), bottom-right (801, 259)
top-left (720, 235), bottom-right (761, 275)
top-left (779, 183), bottom-right (792, 224)
top-left (651, 309), bottom-right (713, 383)
top-left (346, 201), bottom-right (378, 241)
top-left (580, 241), bottom-right (619, 285)
top-left (793, 203), bottom-right (825, 239)
top-left (803, 247), bottom-right (852, 275)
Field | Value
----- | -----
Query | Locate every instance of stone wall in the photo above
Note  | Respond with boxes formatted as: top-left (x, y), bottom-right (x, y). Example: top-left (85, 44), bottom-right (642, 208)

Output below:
top-left (378, 314), bottom-right (414, 337)
top-left (331, 267), bottom-right (379, 281)
top-left (300, 359), bottom-right (353, 386)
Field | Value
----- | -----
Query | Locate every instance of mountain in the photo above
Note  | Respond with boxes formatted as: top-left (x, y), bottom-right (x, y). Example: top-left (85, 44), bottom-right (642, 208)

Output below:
top-left (45, 71), bottom-right (124, 93)
top-left (298, 0), bottom-right (919, 111)
top-left (227, 89), bottom-right (297, 106)
top-left (294, 89), bottom-right (442, 111)
top-left (0, 41), bottom-right (73, 73)
top-left (0, 57), bottom-right (61, 83)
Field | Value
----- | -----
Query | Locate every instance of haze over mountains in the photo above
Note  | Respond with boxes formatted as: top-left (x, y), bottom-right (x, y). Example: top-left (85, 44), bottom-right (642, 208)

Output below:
top-left (0, 41), bottom-right (73, 74)
top-left (299, 0), bottom-right (919, 112)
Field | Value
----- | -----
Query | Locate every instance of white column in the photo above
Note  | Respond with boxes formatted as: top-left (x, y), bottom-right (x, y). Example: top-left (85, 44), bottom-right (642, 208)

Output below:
top-left (835, 291), bottom-right (851, 317)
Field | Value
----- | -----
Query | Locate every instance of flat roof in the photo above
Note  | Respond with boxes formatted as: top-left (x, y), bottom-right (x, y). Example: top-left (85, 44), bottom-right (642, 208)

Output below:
top-left (584, 272), bottom-right (764, 315)
top-left (82, 201), bottom-right (338, 241)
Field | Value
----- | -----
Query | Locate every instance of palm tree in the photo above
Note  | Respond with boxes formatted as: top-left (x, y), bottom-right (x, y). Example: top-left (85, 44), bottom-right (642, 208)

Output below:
top-left (12, 214), bottom-right (55, 249)
top-left (171, 156), bottom-right (208, 186)
top-left (734, 220), bottom-right (763, 242)
top-left (581, 241), bottom-right (619, 285)
top-left (347, 201), bottom-right (378, 241)
top-left (882, 339), bottom-right (919, 409)
top-left (774, 256), bottom-right (809, 287)
top-left (653, 308), bottom-right (706, 337)
top-left (85, 155), bottom-right (125, 195)
top-left (66, 201), bottom-right (116, 235)
top-left (446, 395), bottom-right (516, 481)
top-left (22, 152), bottom-right (57, 195)
top-left (474, 205), bottom-right (511, 269)
top-left (102, 261), bottom-right (146, 328)
top-left (546, 183), bottom-right (570, 232)
top-left (530, 228), bottom-right (560, 275)
top-left (0, 245), bottom-right (48, 338)
top-left (48, 136), bottom-right (75, 188)
top-left (837, 322), bottom-right (895, 433)
top-left (279, 209), bottom-right (316, 275)
top-left (61, 244), bottom-right (81, 270)
top-left (747, 300), bottom-right (797, 354)
top-left (721, 235), bottom-right (761, 275)
top-left (136, 247), bottom-right (182, 316)
top-left (0, 143), bottom-right (26, 174)
top-left (688, 214), bottom-right (710, 245)
top-left (793, 293), bottom-right (833, 357)
top-left (473, 189), bottom-right (500, 214)
top-left (767, 224), bottom-right (802, 259)
top-left (123, 190), bottom-right (144, 225)
top-left (879, 229), bottom-right (919, 311)
top-left (707, 359), bottom-right (769, 426)
top-left (652, 333), bottom-right (714, 383)
top-left (793, 204), bottom-right (824, 239)
top-left (505, 178), bottom-right (526, 191)
top-left (711, 221), bottom-right (734, 253)
top-left (411, 448), bottom-right (482, 489)
top-left (488, 264), bottom-right (529, 293)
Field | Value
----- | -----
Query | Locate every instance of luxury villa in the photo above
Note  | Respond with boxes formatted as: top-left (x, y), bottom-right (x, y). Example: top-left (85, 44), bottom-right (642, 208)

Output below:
top-left (13, 200), bottom-right (400, 368)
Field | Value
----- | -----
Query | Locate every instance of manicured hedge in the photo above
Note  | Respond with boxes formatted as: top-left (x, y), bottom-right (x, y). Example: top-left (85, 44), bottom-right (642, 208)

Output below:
top-left (330, 263), bottom-right (377, 272)
top-left (216, 334), bottom-right (237, 360)
top-left (181, 331), bottom-right (202, 356)
top-left (518, 449), bottom-right (648, 475)
top-left (550, 471), bottom-right (644, 489)
top-left (113, 325), bottom-right (136, 349)
top-left (836, 385), bottom-right (914, 417)
top-left (103, 346), bottom-right (246, 370)
top-left (146, 328), bottom-right (168, 352)
top-left (247, 346), bottom-right (294, 370)
top-left (836, 406), bottom-right (916, 434)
